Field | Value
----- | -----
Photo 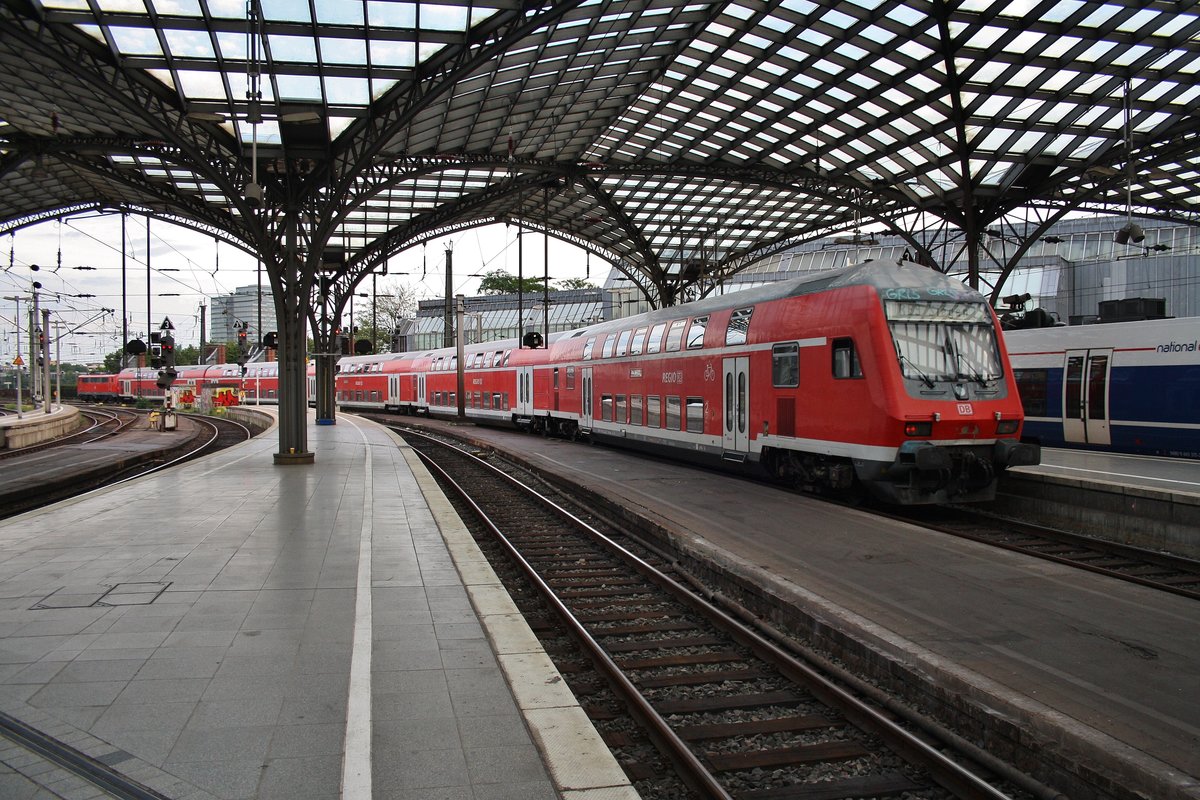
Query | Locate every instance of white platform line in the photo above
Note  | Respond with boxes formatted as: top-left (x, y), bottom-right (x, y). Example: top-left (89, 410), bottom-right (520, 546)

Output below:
top-left (341, 422), bottom-right (374, 800)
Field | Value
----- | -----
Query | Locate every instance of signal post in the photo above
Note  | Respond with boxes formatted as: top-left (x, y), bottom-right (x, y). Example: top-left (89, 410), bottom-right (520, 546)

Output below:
top-left (155, 317), bottom-right (178, 431)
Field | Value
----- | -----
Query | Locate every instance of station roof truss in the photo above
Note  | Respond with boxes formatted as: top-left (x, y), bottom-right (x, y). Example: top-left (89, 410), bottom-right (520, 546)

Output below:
top-left (1, 0), bottom-right (1199, 308)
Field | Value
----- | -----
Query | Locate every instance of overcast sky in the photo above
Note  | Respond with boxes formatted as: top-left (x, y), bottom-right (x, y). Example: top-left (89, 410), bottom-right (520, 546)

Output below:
top-left (1, 213), bottom-right (602, 365)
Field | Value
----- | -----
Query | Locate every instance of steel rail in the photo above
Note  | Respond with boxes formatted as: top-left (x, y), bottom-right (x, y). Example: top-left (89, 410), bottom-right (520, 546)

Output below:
top-left (406, 429), bottom-right (1016, 800)
top-left (411, 444), bottom-right (734, 799)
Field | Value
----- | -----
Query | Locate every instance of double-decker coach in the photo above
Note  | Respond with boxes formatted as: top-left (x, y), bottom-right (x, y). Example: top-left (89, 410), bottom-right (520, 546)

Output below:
top-left (339, 260), bottom-right (1038, 504)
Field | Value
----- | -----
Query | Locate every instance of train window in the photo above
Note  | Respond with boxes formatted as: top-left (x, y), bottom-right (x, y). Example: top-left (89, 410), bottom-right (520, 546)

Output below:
top-left (566, 366), bottom-right (576, 390)
top-left (725, 308), bottom-right (753, 346)
top-left (502, 351), bottom-right (511, 366)
top-left (616, 330), bottom-right (632, 356)
top-left (664, 320), bottom-right (686, 352)
top-left (371, 391), bottom-right (381, 402)
top-left (647, 323), bottom-right (666, 354)
top-left (886, 300), bottom-right (1002, 383)
top-left (553, 368), bottom-right (560, 390)
top-left (498, 392), bottom-right (508, 410)
top-left (631, 327), bottom-right (647, 355)
top-left (832, 338), bottom-right (863, 378)
top-left (602, 334), bottom-right (616, 358)
top-left (1013, 369), bottom-right (1048, 416)
top-left (686, 397), bottom-right (704, 432)
top-left (772, 343), bottom-right (800, 387)
top-left (480, 392), bottom-right (488, 409)
top-left (601, 394), bottom-right (613, 422)
top-left (615, 394), bottom-right (627, 423)
top-left (647, 395), bottom-right (662, 427)
top-left (666, 396), bottom-right (682, 430)
top-left (630, 395), bottom-right (643, 425)
top-left (686, 316), bottom-right (708, 349)
top-left (449, 392), bottom-right (456, 407)
top-left (494, 350), bottom-right (504, 366)
top-left (583, 337), bottom-right (596, 359)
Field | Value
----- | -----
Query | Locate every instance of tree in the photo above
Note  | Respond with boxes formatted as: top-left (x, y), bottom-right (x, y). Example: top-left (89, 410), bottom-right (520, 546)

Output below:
top-left (174, 344), bottom-right (200, 366)
top-left (103, 349), bottom-right (123, 373)
top-left (353, 284), bottom-right (418, 353)
top-left (556, 277), bottom-right (596, 290)
top-left (477, 269), bottom-right (547, 295)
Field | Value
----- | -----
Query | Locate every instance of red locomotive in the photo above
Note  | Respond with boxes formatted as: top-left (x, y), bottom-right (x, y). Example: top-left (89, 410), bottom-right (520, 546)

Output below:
top-left (337, 260), bottom-right (1039, 503)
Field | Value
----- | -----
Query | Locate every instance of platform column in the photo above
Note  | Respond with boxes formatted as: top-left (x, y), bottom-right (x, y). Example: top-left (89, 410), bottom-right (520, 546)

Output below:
top-left (272, 215), bottom-right (314, 465)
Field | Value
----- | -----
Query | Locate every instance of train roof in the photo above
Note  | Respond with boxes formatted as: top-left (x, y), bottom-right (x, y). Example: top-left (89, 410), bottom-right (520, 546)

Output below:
top-left (571, 259), bottom-right (984, 335)
top-left (342, 260), bottom-right (988, 364)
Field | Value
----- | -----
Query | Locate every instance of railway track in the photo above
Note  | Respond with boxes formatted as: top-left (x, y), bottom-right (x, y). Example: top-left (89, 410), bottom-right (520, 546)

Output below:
top-left (399, 427), bottom-right (1036, 800)
top-left (899, 507), bottom-right (1200, 602)
top-left (0, 411), bottom-right (254, 519)
top-left (0, 405), bottom-right (143, 460)
top-left (101, 412), bottom-right (254, 484)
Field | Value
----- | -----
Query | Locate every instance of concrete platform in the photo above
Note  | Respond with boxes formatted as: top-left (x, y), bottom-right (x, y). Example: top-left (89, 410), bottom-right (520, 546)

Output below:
top-left (999, 448), bottom-right (1200, 558)
top-left (0, 411), bottom-right (633, 800)
top-left (0, 404), bottom-right (83, 449)
top-left (394, 415), bottom-right (1200, 800)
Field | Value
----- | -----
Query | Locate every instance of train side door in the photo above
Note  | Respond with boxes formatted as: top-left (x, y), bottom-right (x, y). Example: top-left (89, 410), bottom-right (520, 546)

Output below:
top-left (388, 375), bottom-right (399, 406)
top-left (418, 373), bottom-right (426, 405)
top-left (722, 357), bottom-right (750, 456)
top-left (1062, 348), bottom-right (1112, 446)
top-left (581, 367), bottom-right (593, 430)
top-left (516, 366), bottom-right (535, 416)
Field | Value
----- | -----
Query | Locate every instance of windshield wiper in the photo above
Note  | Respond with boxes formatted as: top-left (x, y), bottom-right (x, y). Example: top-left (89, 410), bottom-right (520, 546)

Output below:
top-left (898, 354), bottom-right (936, 388)
top-left (953, 351), bottom-right (996, 387)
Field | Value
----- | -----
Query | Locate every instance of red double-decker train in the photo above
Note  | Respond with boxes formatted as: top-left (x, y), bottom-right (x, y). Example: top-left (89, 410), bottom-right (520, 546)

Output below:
top-left (336, 260), bottom-right (1039, 504)
top-left (75, 260), bottom-right (1037, 503)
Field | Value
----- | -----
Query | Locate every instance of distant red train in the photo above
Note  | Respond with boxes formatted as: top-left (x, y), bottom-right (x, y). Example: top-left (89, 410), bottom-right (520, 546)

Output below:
top-left (76, 362), bottom-right (282, 405)
top-left (335, 260), bottom-right (1039, 504)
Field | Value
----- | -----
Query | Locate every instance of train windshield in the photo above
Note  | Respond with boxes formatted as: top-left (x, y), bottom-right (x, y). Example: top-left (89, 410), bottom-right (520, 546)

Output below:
top-left (885, 300), bottom-right (1003, 384)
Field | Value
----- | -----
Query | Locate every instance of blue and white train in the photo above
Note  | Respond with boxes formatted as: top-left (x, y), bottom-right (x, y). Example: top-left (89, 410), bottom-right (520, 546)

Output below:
top-left (1004, 317), bottom-right (1200, 458)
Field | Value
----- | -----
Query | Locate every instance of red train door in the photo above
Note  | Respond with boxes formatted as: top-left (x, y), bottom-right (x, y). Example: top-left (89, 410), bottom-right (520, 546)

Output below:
top-left (1063, 348), bottom-right (1112, 447)
top-left (722, 357), bottom-right (749, 457)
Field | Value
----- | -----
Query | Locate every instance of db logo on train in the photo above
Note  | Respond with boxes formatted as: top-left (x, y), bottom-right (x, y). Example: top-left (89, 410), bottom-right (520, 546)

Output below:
top-left (957, 403), bottom-right (974, 415)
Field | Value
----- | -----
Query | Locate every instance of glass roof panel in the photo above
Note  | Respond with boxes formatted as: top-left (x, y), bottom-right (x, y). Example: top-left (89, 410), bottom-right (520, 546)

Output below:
top-left (315, 0), bottom-right (364, 25)
top-left (164, 28), bottom-right (215, 58)
top-left (259, 0), bottom-right (311, 23)
top-left (110, 26), bottom-right (163, 56)
top-left (269, 35), bottom-right (319, 63)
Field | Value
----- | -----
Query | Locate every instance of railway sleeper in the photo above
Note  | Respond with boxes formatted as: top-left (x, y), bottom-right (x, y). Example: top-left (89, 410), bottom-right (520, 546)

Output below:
top-left (637, 668), bottom-right (770, 689)
top-left (654, 689), bottom-right (806, 715)
top-left (736, 772), bottom-right (926, 800)
top-left (704, 739), bottom-right (869, 771)
top-left (674, 713), bottom-right (838, 741)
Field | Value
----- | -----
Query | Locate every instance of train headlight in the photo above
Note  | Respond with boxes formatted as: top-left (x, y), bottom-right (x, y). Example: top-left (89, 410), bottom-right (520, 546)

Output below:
top-left (996, 419), bottom-right (1019, 435)
top-left (904, 421), bottom-right (932, 437)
